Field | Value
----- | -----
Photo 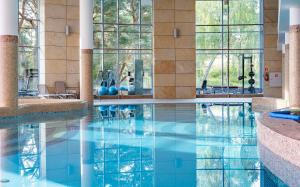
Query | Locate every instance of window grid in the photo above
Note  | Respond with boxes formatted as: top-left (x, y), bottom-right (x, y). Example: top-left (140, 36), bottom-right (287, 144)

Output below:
top-left (93, 0), bottom-right (153, 92)
top-left (196, 0), bottom-right (264, 94)
top-left (18, 0), bottom-right (40, 92)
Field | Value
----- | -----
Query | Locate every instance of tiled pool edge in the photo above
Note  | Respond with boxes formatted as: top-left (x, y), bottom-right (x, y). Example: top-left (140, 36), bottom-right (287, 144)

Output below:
top-left (0, 98), bottom-right (254, 118)
top-left (94, 98), bottom-right (253, 106)
top-left (256, 114), bottom-right (300, 169)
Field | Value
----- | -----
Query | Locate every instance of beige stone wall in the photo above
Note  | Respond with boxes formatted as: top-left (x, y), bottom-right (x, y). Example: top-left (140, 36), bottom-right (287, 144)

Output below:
top-left (263, 0), bottom-right (282, 98)
top-left (40, 0), bottom-right (79, 93)
top-left (153, 0), bottom-right (196, 99)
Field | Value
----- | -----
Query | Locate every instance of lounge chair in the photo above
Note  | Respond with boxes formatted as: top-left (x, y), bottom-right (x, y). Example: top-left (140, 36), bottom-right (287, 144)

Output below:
top-left (54, 81), bottom-right (76, 99)
top-left (38, 85), bottom-right (60, 99)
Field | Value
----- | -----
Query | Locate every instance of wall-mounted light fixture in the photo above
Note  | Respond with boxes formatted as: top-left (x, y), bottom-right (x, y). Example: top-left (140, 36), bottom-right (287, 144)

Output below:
top-left (65, 25), bottom-right (71, 36)
top-left (173, 28), bottom-right (179, 38)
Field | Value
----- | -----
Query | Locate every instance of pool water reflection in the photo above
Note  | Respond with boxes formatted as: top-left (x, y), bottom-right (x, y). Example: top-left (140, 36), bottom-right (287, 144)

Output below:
top-left (0, 103), bottom-right (288, 187)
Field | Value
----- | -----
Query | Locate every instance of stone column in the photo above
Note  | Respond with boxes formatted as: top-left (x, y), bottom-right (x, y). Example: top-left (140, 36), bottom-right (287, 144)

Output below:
top-left (289, 8), bottom-right (300, 108)
top-left (0, 0), bottom-right (18, 109)
top-left (80, 0), bottom-right (93, 106)
top-left (283, 32), bottom-right (289, 102)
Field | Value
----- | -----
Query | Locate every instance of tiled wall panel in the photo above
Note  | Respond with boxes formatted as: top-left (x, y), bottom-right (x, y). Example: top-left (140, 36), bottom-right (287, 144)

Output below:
top-left (40, 0), bottom-right (79, 93)
top-left (154, 0), bottom-right (196, 99)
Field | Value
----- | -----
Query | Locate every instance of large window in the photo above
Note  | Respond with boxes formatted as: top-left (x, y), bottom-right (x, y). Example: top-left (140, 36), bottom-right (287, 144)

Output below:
top-left (93, 0), bottom-right (153, 96)
top-left (18, 0), bottom-right (39, 93)
top-left (196, 0), bottom-right (263, 94)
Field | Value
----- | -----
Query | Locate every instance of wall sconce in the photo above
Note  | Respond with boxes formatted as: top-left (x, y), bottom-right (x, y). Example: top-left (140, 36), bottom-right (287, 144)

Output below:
top-left (65, 25), bottom-right (71, 36)
top-left (173, 28), bottom-right (179, 38)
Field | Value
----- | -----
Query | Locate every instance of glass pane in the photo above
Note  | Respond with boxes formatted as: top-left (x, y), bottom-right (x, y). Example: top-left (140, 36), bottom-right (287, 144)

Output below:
top-left (141, 53), bottom-right (152, 91)
top-left (196, 1), bottom-right (222, 25)
top-left (228, 51), bottom-right (262, 93)
top-left (119, 32), bottom-right (139, 49)
top-left (119, 53), bottom-right (134, 87)
top-left (228, 53), bottom-right (241, 88)
top-left (119, 0), bottom-right (140, 24)
top-left (19, 0), bottom-right (39, 20)
top-left (103, 31), bottom-right (117, 49)
top-left (229, 25), bottom-right (262, 49)
top-left (196, 32), bottom-right (222, 49)
top-left (94, 31), bottom-right (103, 49)
top-left (196, 26), bottom-right (222, 33)
top-left (141, 33), bottom-right (152, 49)
top-left (229, 0), bottom-right (261, 25)
top-left (103, 0), bottom-right (117, 23)
top-left (103, 51), bottom-right (118, 70)
top-left (93, 52), bottom-right (103, 87)
top-left (19, 28), bottom-right (38, 47)
top-left (18, 49), bottom-right (39, 91)
top-left (196, 52), bottom-right (223, 89)
top-left (94, 23), bottom-right (103, 32)
top-left (141, 25), bottom-right (152, 33)
top-left (141, 0), bottom-right (152, 24)
top-left (93, 0), bottom-right (102, 23)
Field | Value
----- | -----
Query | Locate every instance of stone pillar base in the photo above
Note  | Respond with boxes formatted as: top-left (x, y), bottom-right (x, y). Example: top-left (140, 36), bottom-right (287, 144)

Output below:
top-left (289, 25), bottom-right (300, 108)
top-left (0, 35), bottom-right (18, 109)
top-left (80, 49), bottom-right (93, 107)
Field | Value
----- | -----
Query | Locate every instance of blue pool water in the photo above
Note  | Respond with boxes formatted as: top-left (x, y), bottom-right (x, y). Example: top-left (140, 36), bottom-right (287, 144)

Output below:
top-left (0, 103), bottom-right (290, 187)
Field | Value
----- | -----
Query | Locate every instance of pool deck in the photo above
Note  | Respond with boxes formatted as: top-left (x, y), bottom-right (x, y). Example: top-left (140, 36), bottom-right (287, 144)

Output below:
top-left (0, 99), bottom-right (88, 117)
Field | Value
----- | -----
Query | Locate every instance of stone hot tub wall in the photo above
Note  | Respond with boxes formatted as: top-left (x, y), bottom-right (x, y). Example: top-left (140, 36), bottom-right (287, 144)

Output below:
top-left (256, 114), bottom-right (300, 169)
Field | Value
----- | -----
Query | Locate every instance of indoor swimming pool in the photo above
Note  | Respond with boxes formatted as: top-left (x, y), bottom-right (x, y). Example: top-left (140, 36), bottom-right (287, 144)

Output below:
top-left (0, 103), bottom-right (290, 187)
